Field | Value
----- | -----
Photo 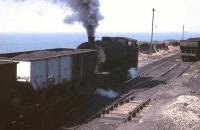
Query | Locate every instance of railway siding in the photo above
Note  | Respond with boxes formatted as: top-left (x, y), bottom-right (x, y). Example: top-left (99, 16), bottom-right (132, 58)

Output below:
top-left (61, 54), bottom-right (194, 130)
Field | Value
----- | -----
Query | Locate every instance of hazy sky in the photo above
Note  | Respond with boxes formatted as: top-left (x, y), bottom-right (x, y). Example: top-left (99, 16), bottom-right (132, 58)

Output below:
top-left (0, 0), bottom-right (199, 33)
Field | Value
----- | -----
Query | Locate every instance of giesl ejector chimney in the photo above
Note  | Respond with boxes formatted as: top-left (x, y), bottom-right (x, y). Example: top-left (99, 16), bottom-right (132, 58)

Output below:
top-left (88, 36), bottom-right (95, 44)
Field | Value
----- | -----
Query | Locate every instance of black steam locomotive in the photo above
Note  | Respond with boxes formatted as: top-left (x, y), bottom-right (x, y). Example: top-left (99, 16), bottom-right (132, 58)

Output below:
top-left (78, 36), bottom-right (138, 84)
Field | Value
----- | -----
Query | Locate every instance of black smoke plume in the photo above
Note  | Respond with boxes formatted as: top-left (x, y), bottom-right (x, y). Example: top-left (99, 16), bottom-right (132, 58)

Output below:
top-left (60, 0), bottom-right (103, 37)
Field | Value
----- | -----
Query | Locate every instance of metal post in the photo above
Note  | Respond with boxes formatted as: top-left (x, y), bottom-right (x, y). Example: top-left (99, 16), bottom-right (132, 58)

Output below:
top-left (150, 8), bottom-right (156, 59)
top-left (182, 25), bottom-right (185, 40)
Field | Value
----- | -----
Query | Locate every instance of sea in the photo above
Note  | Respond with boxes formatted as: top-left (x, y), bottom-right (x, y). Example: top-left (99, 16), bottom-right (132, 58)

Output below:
top-left (0, 32), bottom-right (200, 54)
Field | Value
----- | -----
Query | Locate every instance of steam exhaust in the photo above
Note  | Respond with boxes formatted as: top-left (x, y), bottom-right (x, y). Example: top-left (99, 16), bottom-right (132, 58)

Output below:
top-left (96, 88), bottom-right (118, 98)
top-left (128, 68), bottom-right (138, 79)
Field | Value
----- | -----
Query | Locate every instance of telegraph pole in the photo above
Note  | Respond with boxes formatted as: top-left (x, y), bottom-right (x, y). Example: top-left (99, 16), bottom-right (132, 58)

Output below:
top-left (182, 25), bottom-right (185, 40)
top-left (150, 8), bottom-right (156, 58)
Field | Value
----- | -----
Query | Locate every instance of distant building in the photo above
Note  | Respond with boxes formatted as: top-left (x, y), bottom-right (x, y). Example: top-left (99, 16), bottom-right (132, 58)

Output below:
top-left (186, 37), bottom-right (200, 42)
top-left (180, 37), bottom-right (200, 61)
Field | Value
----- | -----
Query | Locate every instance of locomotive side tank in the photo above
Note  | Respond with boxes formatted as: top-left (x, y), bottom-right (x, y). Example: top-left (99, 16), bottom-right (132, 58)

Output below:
top-left (78, 37), bottom-right (138, 74)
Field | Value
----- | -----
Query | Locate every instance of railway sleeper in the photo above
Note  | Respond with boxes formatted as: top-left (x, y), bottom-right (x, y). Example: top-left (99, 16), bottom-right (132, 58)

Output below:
top-left (99, 96), bottom-right (135, 117)
top-left (124, 98), bottom-right (151, 122)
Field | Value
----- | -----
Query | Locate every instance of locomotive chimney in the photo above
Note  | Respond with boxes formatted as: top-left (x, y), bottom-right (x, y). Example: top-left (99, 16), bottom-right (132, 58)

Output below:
top-left (88, 36), bottom-right (95, 44)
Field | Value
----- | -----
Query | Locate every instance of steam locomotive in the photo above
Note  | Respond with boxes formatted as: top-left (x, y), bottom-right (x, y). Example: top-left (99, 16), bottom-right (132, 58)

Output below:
top-left (78, 36), bottom-right (138, 84)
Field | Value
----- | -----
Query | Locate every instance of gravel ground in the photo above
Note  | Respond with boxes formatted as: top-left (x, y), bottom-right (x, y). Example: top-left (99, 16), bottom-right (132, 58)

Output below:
top-left (117, 61), bottom-right (200, 130)
top-left (138, 46), bottom-right (180, 68)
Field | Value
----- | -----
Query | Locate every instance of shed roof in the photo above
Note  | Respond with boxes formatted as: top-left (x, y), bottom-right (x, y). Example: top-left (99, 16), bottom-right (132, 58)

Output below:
top-left (186, 37), bottom-right (200, 42)
top-left (0, 60), bottom-right (17, 65)
top-left (13, 49), bottom-right (96, 61)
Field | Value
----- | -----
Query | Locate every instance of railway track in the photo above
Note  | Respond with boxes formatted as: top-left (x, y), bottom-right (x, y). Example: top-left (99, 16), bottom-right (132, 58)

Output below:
top-left (65, 97), bottom-right (151, 130)
top-left (121, 55), bottom-right (181, 94)
top-left (123, 54), bottom-right (180, 88)
top-left (138, 54), bottom-right (180, 75)
top-left (60, 54), bottom-right (193, 130)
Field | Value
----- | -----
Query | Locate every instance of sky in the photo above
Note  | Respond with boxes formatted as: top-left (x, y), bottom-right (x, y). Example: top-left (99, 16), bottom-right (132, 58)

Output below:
top-left (0, 0), bottom-right (200, 33)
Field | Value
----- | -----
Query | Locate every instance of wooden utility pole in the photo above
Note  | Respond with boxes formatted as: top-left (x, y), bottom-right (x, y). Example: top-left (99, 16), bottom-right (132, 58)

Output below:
top-left (150, 8), bottom-right (156, 58)
top-left (182, 25), bottom-right (185, 40)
